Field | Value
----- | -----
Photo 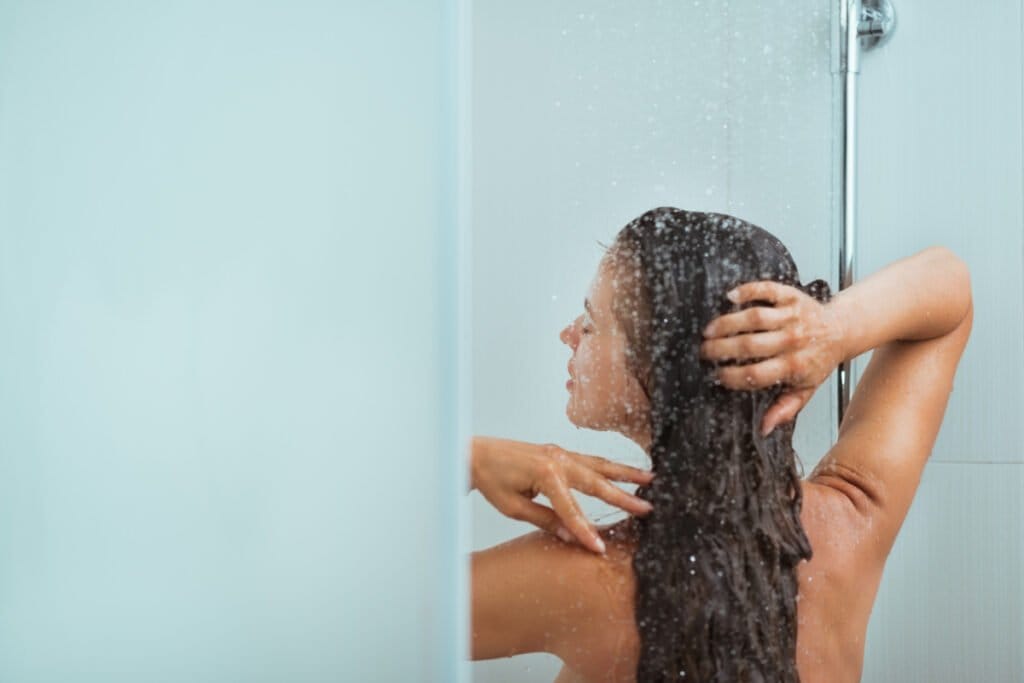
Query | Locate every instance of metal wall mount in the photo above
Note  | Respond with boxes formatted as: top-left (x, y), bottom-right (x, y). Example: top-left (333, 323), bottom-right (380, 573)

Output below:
top-left (832, 0), bottom-right (896, 434)
top-left (860, 0), bottom-right (897, 51)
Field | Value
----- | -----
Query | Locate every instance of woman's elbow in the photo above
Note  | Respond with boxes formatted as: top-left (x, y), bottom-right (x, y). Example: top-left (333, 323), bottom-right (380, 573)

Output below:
top-left (929, 245), bottom-right (972, 324)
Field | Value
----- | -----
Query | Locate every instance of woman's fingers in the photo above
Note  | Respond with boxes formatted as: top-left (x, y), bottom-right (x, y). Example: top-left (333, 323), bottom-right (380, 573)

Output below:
top-left (570, 469), bottom-right (654, 517)
top-left (505, 497), bottom-right (589, 548)
top-left (575, 452), bottom-right (654, 485)
top-left (701, 328), bottom-right (793, 362)
top-left (517, 444), bottom-right (656, 554)
top-left (715, 356), bottom-right (790, 390)
top-left (703, 304), bottom-right (793, 339)
top-left (499, 494), bottom-right (590, 549)
top-left (727, 281), bottom-right (803, 306)
top-left (761, 390), bottom-right (810, 435)
top-left (504, 497), bottom-right (561, 535)
top-left (565, 452), bottom-right (653, 514)
top-left (542, 477), bottom-right (605, 554)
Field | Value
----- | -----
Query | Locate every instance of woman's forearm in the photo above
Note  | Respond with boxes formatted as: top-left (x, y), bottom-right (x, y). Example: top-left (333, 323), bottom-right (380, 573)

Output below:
top-left (829, 246), bottom-right (972, 361)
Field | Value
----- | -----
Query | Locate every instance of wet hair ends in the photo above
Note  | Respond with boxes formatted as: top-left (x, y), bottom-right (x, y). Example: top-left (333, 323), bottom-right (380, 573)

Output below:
top-left (606, 207), bottom-right (832, 682)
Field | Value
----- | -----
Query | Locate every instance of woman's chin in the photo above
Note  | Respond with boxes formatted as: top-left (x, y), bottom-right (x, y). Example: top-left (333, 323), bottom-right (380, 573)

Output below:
top-left (565, 402), bottom-right (581, 427)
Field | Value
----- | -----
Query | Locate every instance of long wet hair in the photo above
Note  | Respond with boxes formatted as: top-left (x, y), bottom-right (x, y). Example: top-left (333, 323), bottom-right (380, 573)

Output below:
top-left (604, 207), bottom-right (832, 682)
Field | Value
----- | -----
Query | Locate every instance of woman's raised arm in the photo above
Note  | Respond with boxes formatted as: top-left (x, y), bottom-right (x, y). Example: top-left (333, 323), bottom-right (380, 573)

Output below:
top-left (829, 245), bottom-right (972, 359)
top-left (701, 245), bottom-right (973, 560)
top-left (808, 246), bottom-right (973, 559)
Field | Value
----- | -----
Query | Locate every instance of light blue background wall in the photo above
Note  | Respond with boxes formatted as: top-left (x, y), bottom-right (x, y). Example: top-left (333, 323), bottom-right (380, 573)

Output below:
top-left (858, 1), bottom-right (1024, 679)
top-left (470, 1), bottom-right (1023, 682)
top-left (0, 2), bottom-right (466, 682)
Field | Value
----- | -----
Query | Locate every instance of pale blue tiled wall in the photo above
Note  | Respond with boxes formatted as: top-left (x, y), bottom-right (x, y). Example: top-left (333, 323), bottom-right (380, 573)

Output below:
top-left (857, 0), bottom-right (1023, 467)
top-left (0, 2), bottom-right (462, 682)
top-left (861, 464), bottom-right (1024, 681)
top-left (858, 1), bottom-right (1024, 680)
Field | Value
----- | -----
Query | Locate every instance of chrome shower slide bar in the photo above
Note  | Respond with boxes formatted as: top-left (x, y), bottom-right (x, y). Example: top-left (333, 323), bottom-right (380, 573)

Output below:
top-left (831, 0), bottom-right (896, 433)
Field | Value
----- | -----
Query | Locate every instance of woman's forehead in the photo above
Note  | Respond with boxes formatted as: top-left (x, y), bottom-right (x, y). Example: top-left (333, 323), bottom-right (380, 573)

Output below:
top-left (586, 266), bottom-right (615, 312)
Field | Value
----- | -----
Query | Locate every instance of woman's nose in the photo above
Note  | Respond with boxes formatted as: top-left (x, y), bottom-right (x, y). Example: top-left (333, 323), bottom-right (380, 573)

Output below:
top-left (560, 323), bottom-right (572, 346)
top-left (560, 318), bottom-right (579, 347)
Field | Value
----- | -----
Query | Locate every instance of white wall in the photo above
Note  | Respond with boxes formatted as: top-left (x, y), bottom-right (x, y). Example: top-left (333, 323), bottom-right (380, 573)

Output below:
top-left (0, 3), bottom-right (465, 682)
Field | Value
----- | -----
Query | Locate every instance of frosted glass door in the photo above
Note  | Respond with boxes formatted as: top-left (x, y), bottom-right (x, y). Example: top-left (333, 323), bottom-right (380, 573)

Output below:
top-left (0, 3), bottom-right (463, 682)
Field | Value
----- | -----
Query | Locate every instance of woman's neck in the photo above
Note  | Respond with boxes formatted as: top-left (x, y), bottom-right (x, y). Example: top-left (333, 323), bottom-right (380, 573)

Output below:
top-left (620, 419), bottom-right (653, 459)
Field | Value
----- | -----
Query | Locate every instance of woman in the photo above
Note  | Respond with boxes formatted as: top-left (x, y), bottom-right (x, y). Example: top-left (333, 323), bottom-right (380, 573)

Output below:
top-left (470, 207), bottom-right (972, 682)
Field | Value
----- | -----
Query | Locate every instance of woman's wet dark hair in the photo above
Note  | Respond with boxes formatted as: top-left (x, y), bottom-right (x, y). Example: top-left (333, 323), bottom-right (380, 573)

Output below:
top-left (604, 207), bottom-right (832, 682)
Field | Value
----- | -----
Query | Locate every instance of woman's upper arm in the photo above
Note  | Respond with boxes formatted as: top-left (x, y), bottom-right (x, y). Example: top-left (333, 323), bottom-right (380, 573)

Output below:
top-left (808, 295), bottom-right (973, 561)
top-left (471, 531), bottom-right (586, 661)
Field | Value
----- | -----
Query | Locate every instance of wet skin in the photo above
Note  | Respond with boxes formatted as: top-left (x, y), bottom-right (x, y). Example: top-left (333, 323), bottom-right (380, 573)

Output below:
top-left (540, 477), bottom-right (885, 683)
top-left (472, 300), bottom-right (972, 682)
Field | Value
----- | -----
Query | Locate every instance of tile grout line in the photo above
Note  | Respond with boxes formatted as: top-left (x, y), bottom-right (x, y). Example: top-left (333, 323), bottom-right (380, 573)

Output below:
top-left (929, 461), bottom-right (1024, 465)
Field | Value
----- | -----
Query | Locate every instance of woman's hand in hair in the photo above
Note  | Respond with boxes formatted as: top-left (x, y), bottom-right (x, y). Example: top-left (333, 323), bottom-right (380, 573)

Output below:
top-left (469, 436), bottom-right (655, 554)
top-left (699, 281), bottom-right (846, 436)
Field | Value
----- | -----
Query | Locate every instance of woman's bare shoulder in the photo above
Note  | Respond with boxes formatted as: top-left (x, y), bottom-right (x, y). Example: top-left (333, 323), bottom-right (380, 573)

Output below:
top-left (498, 516), bottom-right (639, 607)
top-left (472, 519), bottom-right (640, 675)
top-left (472, 526), bottom-right (600, 659)
top-left (551, 518), bottom-right (641, 679)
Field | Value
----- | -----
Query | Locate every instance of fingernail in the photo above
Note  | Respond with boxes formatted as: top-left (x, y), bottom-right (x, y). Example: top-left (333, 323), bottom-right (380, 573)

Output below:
top-left (726, 288), bottom-right (740, 303)
top-left (556, 526), bottom-right (574, 544)
top-left (638, 499), bottom-right (654, 511)
top-left (594, 536), bottom-right (606, 554)
top-left (702, 324), bottom-right (715, 337)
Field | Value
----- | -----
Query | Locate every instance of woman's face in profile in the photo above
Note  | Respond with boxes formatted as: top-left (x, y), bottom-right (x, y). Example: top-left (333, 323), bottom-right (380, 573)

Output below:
top-left (559, 256), bottom-right (650, 446)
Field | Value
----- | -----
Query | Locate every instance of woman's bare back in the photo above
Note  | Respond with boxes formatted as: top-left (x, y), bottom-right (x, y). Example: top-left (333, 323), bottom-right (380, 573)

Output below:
top-left (549, 273), bottom-right (974, 682)
top-left (549, 477), bottom-right (885, 683)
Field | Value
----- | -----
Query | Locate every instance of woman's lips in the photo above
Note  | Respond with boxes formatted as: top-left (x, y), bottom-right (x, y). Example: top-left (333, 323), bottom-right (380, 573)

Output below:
top-left (566, 378), bottom-right (574, 389)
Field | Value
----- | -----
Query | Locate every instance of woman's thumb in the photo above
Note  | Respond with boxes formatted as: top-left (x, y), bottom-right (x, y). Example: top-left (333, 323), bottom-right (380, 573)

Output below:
top-left (764, 391), bottom-right (809, 434)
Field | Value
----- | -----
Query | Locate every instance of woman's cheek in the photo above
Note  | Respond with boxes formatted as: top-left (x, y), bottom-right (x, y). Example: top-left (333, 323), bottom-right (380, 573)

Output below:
top-left (574, 342), bottom-right (594, 383)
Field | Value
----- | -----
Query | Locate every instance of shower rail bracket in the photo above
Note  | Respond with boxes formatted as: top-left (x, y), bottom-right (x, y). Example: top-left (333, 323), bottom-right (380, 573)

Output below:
top-left (859, 0), bottom-right (897, 51)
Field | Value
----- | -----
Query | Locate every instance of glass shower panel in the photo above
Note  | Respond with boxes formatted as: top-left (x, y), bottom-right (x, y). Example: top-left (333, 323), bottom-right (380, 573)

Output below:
top-left (471, 2), bottom-right (835, 680)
